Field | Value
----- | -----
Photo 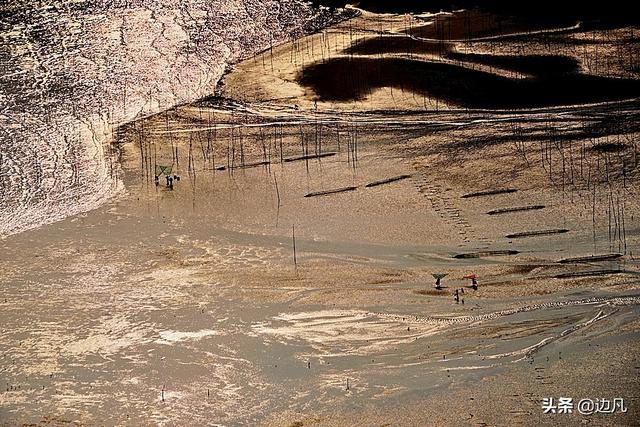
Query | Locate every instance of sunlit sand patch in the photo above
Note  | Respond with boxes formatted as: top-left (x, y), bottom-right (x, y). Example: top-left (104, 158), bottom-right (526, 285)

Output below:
top-left (64, 315), bottom-right (151, 357)
top-left (442, 364), bottom-right (498, 372)
top-left (156, 237), bottom-right (287, 272)
top-left (155, 329), bottom-right (223, 345)
top-left (371, 384), bottom-right (407, 398)
top-left (252, 309), bottom-right (444, 355)
top-left (482, 309), bottom-right (614, 362)
top-left (121, 376), bottom-right (141, 385)
top-left (145, 362), bottom-right (270, 425)
top-left (123, 267), bottom-right (213, 308)
top-left (315, 371), bottom-right (369, 395)
top-left (156, 390), bottom-right (185, 403)
top-left (10, 321), bottom-right (67, 376)
top-left (200, 243), bottom-right (288, 271)
top-left (0, 390), bottom-right (29, 407)
top-left (51, 387), bottom-right (106, 407)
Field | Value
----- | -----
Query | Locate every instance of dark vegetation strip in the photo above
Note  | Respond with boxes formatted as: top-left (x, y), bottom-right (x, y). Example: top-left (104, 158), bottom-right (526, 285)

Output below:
top-left (506, 229), bottom-right (569, 238)
top-left (453, 249), bottom-right (520, 259)
top-left (461, 188), bottom-right (518, 198)
top-left (553, 269), bottom-right (625, 279)
top-left (235, 161), bottom-right (270, 169)
top-left (214, 161), bottom-right (270, 170)
top-left (558, 254), bottom-right (623, 264)
top-left (365, 174), bottom-right (412, 188)
top-left (487, 205), bottom-right (545, 215)
top-left (284, 152), bottom-right (337, 162)
top-left (305, 186), bottom-right (358, 197)
top-left (215, 153), bottom-right (338, 170)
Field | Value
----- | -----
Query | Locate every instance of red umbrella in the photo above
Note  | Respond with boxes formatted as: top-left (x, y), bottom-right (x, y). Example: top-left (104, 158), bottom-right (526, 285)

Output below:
top-left (463, 273), bottom-right (477, 279)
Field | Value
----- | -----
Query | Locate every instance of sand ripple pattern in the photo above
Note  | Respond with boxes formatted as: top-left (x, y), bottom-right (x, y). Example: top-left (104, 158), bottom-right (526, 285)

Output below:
top-left (0, 0), bottom-right (344, 237)
top-left (376, 295), bottom-right (640, 325)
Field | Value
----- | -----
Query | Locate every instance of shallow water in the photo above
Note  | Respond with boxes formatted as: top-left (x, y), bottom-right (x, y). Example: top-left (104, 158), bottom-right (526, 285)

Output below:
top-left (2, 218), bottom-right (637, 424)
top-left (1, 110), bottom-right (639, 423)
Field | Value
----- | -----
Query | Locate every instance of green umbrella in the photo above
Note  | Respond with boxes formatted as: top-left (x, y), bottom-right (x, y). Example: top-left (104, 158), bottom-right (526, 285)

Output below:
top-left (432, 273), bottom-right (447, 289)
top-left (155, 165), bottom-right (173, 176)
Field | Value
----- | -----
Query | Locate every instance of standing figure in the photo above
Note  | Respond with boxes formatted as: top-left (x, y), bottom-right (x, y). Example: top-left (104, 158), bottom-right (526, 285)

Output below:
top-left (433, 273), bottom-right (447, 290)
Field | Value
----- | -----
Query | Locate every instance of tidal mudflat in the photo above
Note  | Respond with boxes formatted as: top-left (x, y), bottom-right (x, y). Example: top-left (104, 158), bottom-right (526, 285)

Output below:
top-left (1, 2), bottom-right (640, 426)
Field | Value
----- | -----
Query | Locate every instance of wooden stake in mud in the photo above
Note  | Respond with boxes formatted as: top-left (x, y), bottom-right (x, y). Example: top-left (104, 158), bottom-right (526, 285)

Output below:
top-left (279, 124), bottom-right (284, 164)
top-left (273, 173), bottom-right (281, 226)
top-left (274, 173), bottom-right (281, 209)
top-left (292, 224), bottom-right (298, 273)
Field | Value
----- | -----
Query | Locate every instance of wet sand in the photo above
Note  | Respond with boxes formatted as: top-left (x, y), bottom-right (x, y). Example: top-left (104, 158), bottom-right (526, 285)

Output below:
top-left (2, 7), bottom-right (640, 427)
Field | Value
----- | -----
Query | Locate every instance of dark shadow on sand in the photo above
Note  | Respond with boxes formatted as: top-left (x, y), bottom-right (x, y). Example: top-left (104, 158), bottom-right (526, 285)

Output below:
top-left (446, 53), bottom-right (580, 75)
top-left (345, 37), bottom-right (451, 56)
top-left (298, 57), bottom-right (640, 109)
top-left (346, 37), bottom-right (580, 75)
